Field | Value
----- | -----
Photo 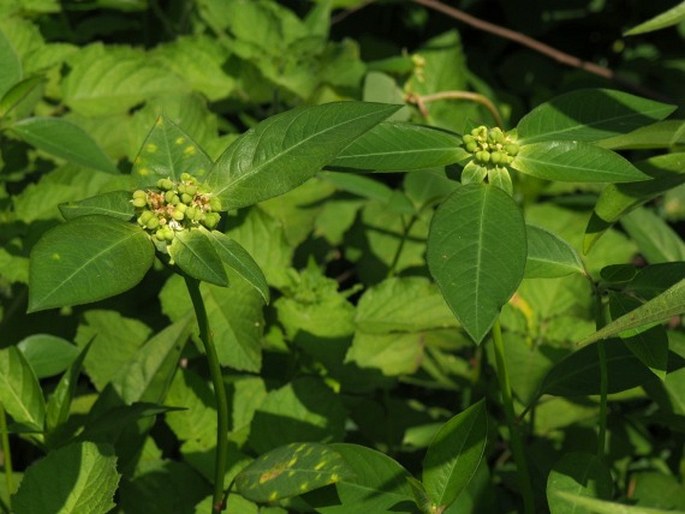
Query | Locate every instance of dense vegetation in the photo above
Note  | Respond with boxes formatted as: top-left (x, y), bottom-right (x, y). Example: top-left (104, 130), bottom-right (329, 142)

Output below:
top-left (1, 1), bottom-right (685, 513)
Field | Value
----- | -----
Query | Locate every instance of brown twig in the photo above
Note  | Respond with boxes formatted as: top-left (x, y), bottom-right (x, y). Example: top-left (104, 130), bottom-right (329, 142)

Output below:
top-left (412, 0), bottom-right (671, 103)
top-left (406, 90), bottom-right (505, 128)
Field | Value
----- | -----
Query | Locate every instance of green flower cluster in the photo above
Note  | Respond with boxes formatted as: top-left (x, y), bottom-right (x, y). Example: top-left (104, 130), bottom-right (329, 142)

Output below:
top-left (131, 173), bottom-right (221, 245)
top-left (461, 126), bottom-right (519, 194)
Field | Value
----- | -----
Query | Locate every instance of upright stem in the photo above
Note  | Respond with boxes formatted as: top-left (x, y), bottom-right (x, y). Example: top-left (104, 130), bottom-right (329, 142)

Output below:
top-left (184, 277), bottom-right (229, 513)
top-left (388, 214), bottom-right (418, 277)
top-left (594, 293), bottom-right (610, 459)
top-left (491, 318), bottom-right (534, 514)
top-left (0, 403), bottom-right (13, 504)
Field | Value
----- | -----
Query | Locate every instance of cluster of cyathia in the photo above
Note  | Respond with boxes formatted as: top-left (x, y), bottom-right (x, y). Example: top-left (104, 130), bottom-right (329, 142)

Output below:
top-left (461, 126), bottom-right (520, 194)
top-left (131, 173), bottom-right (221, 246)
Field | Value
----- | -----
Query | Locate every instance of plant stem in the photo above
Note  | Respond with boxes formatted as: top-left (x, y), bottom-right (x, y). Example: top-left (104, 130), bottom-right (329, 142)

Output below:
top-left (594, 292), bottom-right (610, 460)
top-left (388, 214), bottom-right (417, 277)
top-left (184, 277), bottom-right (229, 513)
top-left (491, 318), bottom-right (534, 514)
top-left (0, 403), bottom-right (13, 504)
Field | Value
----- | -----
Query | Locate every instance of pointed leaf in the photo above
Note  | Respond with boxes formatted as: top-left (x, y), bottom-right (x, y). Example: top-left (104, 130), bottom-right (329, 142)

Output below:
top-left (168, 228), bottom-right (227, 286)
top-left (46, 342), bottom-right (91, 433)
top-left (546, 452), bottom-right (613, 514)
top-left (427, 184), bottom-right (527, 343)
top-left (625, 1), bottom-right (685, 35)
top-left (525, 224), bottom-right (585, 278)
top-left (512, 141), bottom-right (649, 183)
top-left (516, 89), bottom-right (675, 144)
top-left (578, 279), bottom-right (685, 347)
top-left (328, 121), bottom-right (468, 171)
top-left (207, 102), bottom-right (400, 209)
top-left (206, 230), bottom-right (269, 303)
top-left (422, 399), bottom-right (487, 510)
top-left (0, 27), bottom-right (21, 98)
top-left (621, 207), bottom-right (685, 263)
top-left (10, 117), bottom-right (117, 173)
top-left (11, 442), bottom-right (120, 514)
top-left (597, 120), bottom-right (685, 150)
top-left (131, 116), bottom-right (212, 184)
top-left (0, 76), bottom-right (44, 118)
top-left (553, 491), bottom-right (684, 514)
top-left (17, 334), bottom-right (79, 379)
top-left (0, 346), bottom-right (45, 432)
top-left (28, 216), bottom-right (155, 312)
top-left (59, 191), bottom-right (136, 221)
top-left (236, 442), bottom-right (354, 503)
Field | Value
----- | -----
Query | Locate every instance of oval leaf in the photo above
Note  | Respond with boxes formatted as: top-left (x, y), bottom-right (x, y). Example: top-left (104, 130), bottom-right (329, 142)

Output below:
top-left (427, 184), bottom-right (527, 344)
top-left (206, 230), bottom-right (269, 303)
top-left (0, 76), bottom-right (45, 118)
top-left (132, 115), bottom-right (212, 184)
top-left (547, 452), bottom-right (613, 514)
top-left (17, 334), bottom-right (79, 379)
top-left (422, 399), bottom-right (488, 510)
top-left (0, 27), bottom-right (21, 98)
top-left (512, 141), bottom-right (649, 183)
top-left (328, 121), bottom-right (468, 171)
top-left (525, 224), bottom-right (585, 278)
top-left (168, 229), bottom-right (227, 286)
top-left (11, 117), bottom-right (117, 173)
top-left (207, 102), bottom-right (400, 209)
top-left (11, 442), bottom-right (120, 514)
top-left (59, 191), bottom-right (135, 221)
top-left (28, 215), bottom-right (155, 312)
top-left (236, 442), bottom-right (353, 503)
top-left (0, 346), bottom-right (45, 432)
top-left (516, 89), bottom-right (676, 144)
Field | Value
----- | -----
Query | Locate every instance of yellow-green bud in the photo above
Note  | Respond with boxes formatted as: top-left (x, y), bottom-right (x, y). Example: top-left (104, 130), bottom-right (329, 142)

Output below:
top-left (490, 151), bottom-right (503, 164)
top-left (462, 135), bottom-right (476, 145)
top-left (175, 203), bottom-right (187, 213)
top-left (209, 197), bottom-right (222, 212)
top-left (138, 210), bottom-right (154, 225)
top-left (132, 196), bottom-right (147, 208)
top-left (186, 206), bottom-right (199, 221)
top-left (164, 191), bottom-right (179, 204)
top-left (146, 216), bottom-right (160, 230)
top-left (185, 184), bottom-right (198, 196)
top-left (132, 190), bottom-right (147, 199)
top-left (181, 193), bottom-right (193, 205)
top-left (172, 209), bottom-right (185, 221)
top-left (204, 212), bottom-right (220, 229)
top-left (180, 172), bottom-right (193, 182)
top-left (157, 178), bottom-right (175, 191)
top-left (465, 141), bottom-right (478, 153)
top-left (476, 151), bottom-right (490, 163)
top-left (504, 143), bottom-right (519, 156)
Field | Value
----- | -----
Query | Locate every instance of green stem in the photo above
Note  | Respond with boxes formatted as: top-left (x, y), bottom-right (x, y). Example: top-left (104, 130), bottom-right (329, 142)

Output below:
top-left (491, 318), bottom-right (534, 514)
top-left (387, 214), bottom-right (418, 277)
top-left (594, 292), bottom-right (610, 460)
top-left (0, 402), bottom-right (13, 505)
top-left (184, 277), bottom-right (229, 513)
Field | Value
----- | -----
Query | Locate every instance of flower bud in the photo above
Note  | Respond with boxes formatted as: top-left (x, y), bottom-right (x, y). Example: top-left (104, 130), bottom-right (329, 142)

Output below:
top-left (132, 196), bottom-right (147, 208)
top-left (180, 173), bottom-right (193, 182)
top-left (504, 143), bottom-right (519, 156)
top-left (138, 210), bottom-right (154, 225)
top-left (172, 209), bottom-right (185, 221)
top-left (203, 212), bottom-right (221, 229)
top-left (146, 216), bottom-right (160, 230)
top-left (181, 193), bottom-right (193, 205)
top-left (465, 141), bottom-right (478, 153)
top-left (164, 191), bottom-right (179, 204)
top-left (132, 189), bottom-right (147, 199)
top-left (209, 197), bottom-right (222, 212)
top-left (157, 178), bottom-right (175, 191)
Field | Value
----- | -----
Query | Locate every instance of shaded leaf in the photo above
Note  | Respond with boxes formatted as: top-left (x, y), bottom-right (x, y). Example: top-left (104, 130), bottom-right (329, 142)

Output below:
top-left (168, 229), bottom-right (228, 287)
top-left (17, 334), bottom-right (79, 379)
top-left (525, 224), bottom-right (585, 278)
top-left (59, 190), bottom-right (135, 221)
top-left (0, 26), bottom-right (21, 98)
top-left (621, 207), bottom-right (685, 264)
top-left (46, 342), bottom-right (91, 434)
top-left (547, 452), bottom-right (613, 514)
top-left (28, 216), bottom-right (155, 312)
top-left (0, 75), bottom-right (44, 117)
top-left (553, 491), bottom-right (684, 514)
top-left (0, 346), bottom-right (45, 432)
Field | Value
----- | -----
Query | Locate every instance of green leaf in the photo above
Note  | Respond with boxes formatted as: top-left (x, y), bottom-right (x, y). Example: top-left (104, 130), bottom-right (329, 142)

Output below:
top-left (59, 190), bottom-right (136, 221)
top-left (354, 277), bottom-right (458, 333)
top-left (345, 332), bottom-right (426, 377)
top-left (546, 452), bottom-right (613, 514)
top-left (516, 89), bottom-right (676, 144)
top-left (316, 443), bottom-right (415, 513)
top-left (0, 75), bottom-right (44, 118)
top-left (553, 491), bottom-right (685, 514)
top-left (110, 319), bottom-right (190, 404)
top-left (28, 216), bottom-right (155, 312)
top-left (160, 274), bottom-right (264, 372)
top-left (525, 224), bottom-right (585, 278)
top-left (328, 122), bottom-right (468, 171)
top-left (206, 230), bottom-right (269, 303)
top-left (584, 153), bottom-right (685, 253)
top-left (10, 117), bottom-right (118, 173)
top-left (629, 472), bottom-right (685, 510)
top-left (512, 141), bottom-right (648, 183)
top-left (577, 279), bottom-right (685, 347)
top-left (609, 293), bottom-right (668, 380)
top-left (207, 102), bottom-right (400, 209)
top-left (0, 346), bottom-right (45, 432)
top-left (236, 442), bottom-right (353, 503)
top-left (17, 334), bottom-right (79, 379)
top-left (46, 342), bottom-right (90, 434)
top-left (320, 171), bottom-right (394, 203)
top-left (0, 26), bottom-right (21, 98)
top-left (422, 399), bottom-right (487, 510)
top-left (620, 207), bottom-right (685, 263)
top-left (597, 120), bottom-right (685, 150)
top-left (131, 115), bottom-right (212, 184)
top-left (168, 229), bottom-right (228, 287)
top-left (427, 184), bottom-right (527, 344)
top-left (625, 1), bottom-right (685, 35)
top-left (11, 442), bottom-right (120, 514)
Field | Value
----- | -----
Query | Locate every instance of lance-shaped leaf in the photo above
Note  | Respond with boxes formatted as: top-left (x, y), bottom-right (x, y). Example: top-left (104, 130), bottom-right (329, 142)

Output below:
top-left (207, 102), bottom-right (400, 209)
top-left (422, 399), bottom-right (487, 510)
top-left (621, 207), bottom-right (685, 263)
top-left (328, 121), bottom-right (469, 171)
top-left (516, 89), bottom-right (675, 144)
top-left (577, 279), bottom-right (685, 347)
top-left (0, 346), bottom-right (45, 432)
top-left (0, 27), bottom-right (21, 98)
top-left (525, 224), bottom-right (585, 278)
top-left (0, 76), bottom-right (44, 118)
top-left (512, 141), bottom-right (649, 183)
top-left (546, 452), bottom-right (613, 514)
top-left (597, 120), bottom-right (685, 150)
top-left (584, 153), bottom-right (685, 252)
top-left (236, 442), bottom-right (354, 503)
top-left (427, 184), bottom-right (527, 344)
top-left (28, 215), bottom-right (155, 312)
top-left (46, 342), bottom-right (91, 434)
top-left (11, 442), bottom-right (120, 514)
top-left (624, 1), bottom-right (685, 35)
top-left (59, 191), bottom-right (135, 221)
top-left (132, 115), bottom-right (212, 184)
top-left (553, 491), bottom-right (681, 514)
top-left (206, 230), bottom-right (269, 303)
top-left (168, 228), bottom-right (227, 287)
top-left (10, 117), bottom-right (118, 173)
